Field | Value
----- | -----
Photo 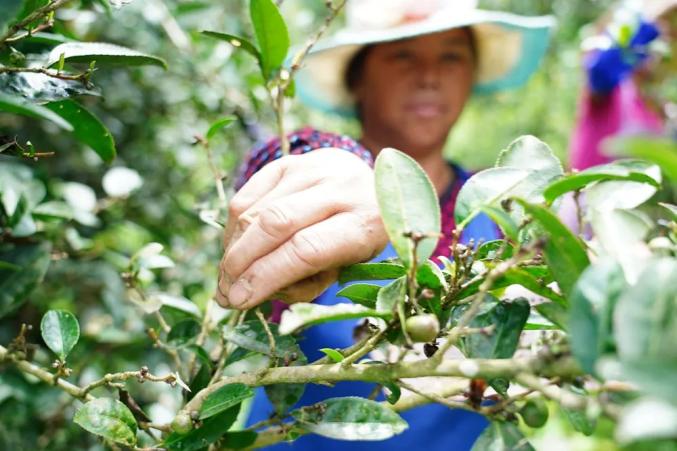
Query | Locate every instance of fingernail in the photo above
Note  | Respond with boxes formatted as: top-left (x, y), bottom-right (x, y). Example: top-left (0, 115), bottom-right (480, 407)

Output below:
top-left (229, 278), bottom-right (252, 307)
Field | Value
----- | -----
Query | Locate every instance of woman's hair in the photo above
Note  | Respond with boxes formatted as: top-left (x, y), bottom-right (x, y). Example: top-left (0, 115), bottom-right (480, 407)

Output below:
top-left (343, 26), bottom-right (477, 121)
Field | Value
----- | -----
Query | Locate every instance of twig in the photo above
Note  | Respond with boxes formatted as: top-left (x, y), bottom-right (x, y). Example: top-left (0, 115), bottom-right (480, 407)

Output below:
top-left (341, 324), bottom-right (391, 367)
top-left (0, 0), bottom-right (74, 46)
top-left (514, 373), bottom-right (586, 410)
top-left (255, 307), bottom-right (276, 365)
top-left (396, 379), bottom-right (475, 413)
top-left (0, 66), bottom-right (91, 83)
top-left (81, 367), bottom-right (180, 396)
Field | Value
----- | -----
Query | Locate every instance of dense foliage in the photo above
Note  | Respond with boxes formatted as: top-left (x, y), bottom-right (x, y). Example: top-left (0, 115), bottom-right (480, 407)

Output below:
top-left (1, 1), bottom-right (676, 450)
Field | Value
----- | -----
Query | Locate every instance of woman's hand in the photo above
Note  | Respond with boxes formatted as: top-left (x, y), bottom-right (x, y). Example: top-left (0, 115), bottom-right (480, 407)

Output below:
top-left (216, 148), bottom-right (388, 310)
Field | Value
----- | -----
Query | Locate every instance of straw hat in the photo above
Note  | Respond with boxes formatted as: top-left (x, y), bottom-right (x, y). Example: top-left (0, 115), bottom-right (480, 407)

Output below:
top-left (295, 0), bottom-right (555, 117)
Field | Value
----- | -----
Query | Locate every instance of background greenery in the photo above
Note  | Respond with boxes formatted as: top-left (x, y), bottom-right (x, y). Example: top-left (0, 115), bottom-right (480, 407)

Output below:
top-left (3, 0), bottom-right (664, 449)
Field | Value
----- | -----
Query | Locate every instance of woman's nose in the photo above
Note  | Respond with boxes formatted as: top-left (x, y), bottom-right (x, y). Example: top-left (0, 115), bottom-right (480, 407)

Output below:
top-left (415, 59), bottom-right (441, 89)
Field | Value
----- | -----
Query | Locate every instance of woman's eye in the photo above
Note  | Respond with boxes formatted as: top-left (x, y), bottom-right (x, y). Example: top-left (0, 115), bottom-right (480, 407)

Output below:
top-left (441, 53), bottom-right (464, 62)
top-left (391, 50), bottom-right (414, 60)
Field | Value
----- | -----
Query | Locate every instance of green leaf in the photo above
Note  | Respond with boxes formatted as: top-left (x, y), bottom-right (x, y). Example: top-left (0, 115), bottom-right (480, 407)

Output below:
top-left (167, 319), bottom-right (201, 346)
top-left (0, 0), bottom-right (23, 35)
top-left (416, 261), bottom-right (447, 291)
top-left (74, 398), bottom-right (138, 446)
top-left (47, 42), bottom-right (167, 69)
top-left (515, 199), bottom-right (590, 298)
top-left (659, 202), bottom-right (677, 220)
top-left (40, 310), bottom-right (80, 360)
top-left (459, 298), bottom-right (530, 359)
top-left (454, 167), bottom-right (530, 227)
top-left (383, 382), bottom-right (401, 404)
top-left (476, 240), bottom-right (514, 260)
top-left (165, 406), bottom-right (240, 451)
top-left (250, 0), bottom-right (290, 79)
top-left (339, 262), bottom-right (406, 284)
top-left (534, 302), bottom-right (568, 330)
top-left (479, 205), bottom-right (519, 241)
top-left (222, 320), bottom-right (302, 359)
top-left (374, 148), bottom-right (440, 268)
top-left (319, 348), bottom-right (344, 363)
top-left (582, 160), bottom-right (661, 212)
top-left (0, 93), bottom-right (73, 130)
top-left (201, 31), bottom-right (262, 64)
top-left (376, 276), bottom-right (406, 313)
top-left (32, 201), bottom-right (73, 220)
top-left (291, 397), bottom-right (408, 441)
top-left (336, 283), bottom-right (381, 308)
top-left (543, 161), bottom-right (660, 204)
top-left (205, 115), bottom-right (236, 141)
top-left (220, 430), bottom-right (258, 449)
top-left (471, 421), bottom-right (535, 451)
top-left (496, 135), bottom-right (563, 182)
top-left (569, 261), bottom-right (625, 373)
top-left (563, 407), bottom-right (596, 436)
top-left (44, 100), bottom-right (116, 162)
top-left (606, 136), bottom-right (677, 181)
top-left (0, 242), bottom-right (52, 318)
top-left (279, 302), bottom-right (389, 335)
top-left (199, 383), bottom-right (254, 420)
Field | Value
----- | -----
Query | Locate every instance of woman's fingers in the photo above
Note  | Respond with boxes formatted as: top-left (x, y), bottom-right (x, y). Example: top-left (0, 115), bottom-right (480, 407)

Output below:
top-left (223, 211), bottom-right (385, 309)
top-left (222, 185), bottom-right (345, 281)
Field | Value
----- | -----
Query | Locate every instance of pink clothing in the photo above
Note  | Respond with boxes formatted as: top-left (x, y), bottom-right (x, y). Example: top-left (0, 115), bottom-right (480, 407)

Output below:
top-left (569, 79), bottom-right (663, 170)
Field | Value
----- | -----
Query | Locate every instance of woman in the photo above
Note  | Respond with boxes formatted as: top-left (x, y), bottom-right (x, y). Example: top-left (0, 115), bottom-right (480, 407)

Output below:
top-left (217, 1), bottom-right (553, 449)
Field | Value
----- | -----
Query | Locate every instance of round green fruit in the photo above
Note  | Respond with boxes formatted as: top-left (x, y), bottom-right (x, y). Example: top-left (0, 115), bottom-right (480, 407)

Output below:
top-left (405, 314), bottom-right (440, 343)
top-left (519, 398), bottom-right (549, 428)
top-left (171, 412), bottom-right (194, 434)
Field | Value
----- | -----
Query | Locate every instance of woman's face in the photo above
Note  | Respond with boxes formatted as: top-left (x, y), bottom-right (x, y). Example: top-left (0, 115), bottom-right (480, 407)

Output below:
top-left (353, 28), bottom-right (476, 157)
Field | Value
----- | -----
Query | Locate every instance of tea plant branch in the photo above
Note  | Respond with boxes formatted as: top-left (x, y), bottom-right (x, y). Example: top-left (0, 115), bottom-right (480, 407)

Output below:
top-left (180, 354), bottom-right (581, 416)
top-left (514, 373), bottom-right (586, 411)
top-left (0, 66), bottom-right (92, 84)
top-left (396, 379), bottom-right (475, 413)
top-left (255, 307), bottom-right (277, 365)
top-left (80, 366), bottom-right (183, 396)
top-left (0, 0), bottom-right (74, 46)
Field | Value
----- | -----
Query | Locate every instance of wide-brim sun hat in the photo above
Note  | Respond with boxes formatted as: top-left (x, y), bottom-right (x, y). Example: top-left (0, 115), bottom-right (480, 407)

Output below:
top-left (295, 0), bottom-right (556, 117)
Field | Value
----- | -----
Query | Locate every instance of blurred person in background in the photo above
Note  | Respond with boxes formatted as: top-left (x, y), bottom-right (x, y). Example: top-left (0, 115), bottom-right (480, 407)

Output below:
top-left (569, 0), bottom-right (677, 170)
top-left (217, 1), bottom-right (554, 449)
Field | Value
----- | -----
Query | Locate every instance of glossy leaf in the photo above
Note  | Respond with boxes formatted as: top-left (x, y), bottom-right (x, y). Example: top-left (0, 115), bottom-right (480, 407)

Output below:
top-left (516, 199), bottom-right (589, 297)
top-left (164, 406), bottom-right (240, 451)
top-left (0, 93), bottom-right (73, 130)
top-left (569, 261), bottom-right (625, 373)
top-left (543, 161), bottom-right (660, 204)
top-left (496, 135), bottom-right (563, 182)
top-left (47, 42), bottom-right (167, 69)
top-left (199, 383), bottom-right (254, 420)
top-left (74, 398), bottom-right (138, 446)
top-left (220, 430), bottom-right (258, 449)
top-left (0, 242), bottom-right (52, 318)
top-left (336, 283), bottom-right (381, 308)
top-left (206, 115), bottom-right (236, 141)
top-left (471, 421), bottom-right (534, 451)
top-left (584, 160), bottom-right (661, 212)
top-left (44, 100), bottom-right (116, 162)
top-left (279, 303), bottom-right (389, 335)
top-left (374, 148), bottom-right (440, 267)
top-left (339, 262), bottom-right (406, 284)
top-left (479, 205), bottom-right (519, 241)
top-left (291, 397), bottom-right (408, 441)
top-left (534, 302), bottom-right (568, 330)
top-left (167, 319), bottom-right (201, 346)
top-left (416, 261), bottom-right (447, 291)
top-left (375, 277), bottom-right (406, 313)
top-left (40, 310), bottom-right (80, 360)
top-left (249, 0), bottom-right (290, 79)
top-left (201, 31), bottom-right (261, 64)
top-left (459, 298), bottom-right (530, 359)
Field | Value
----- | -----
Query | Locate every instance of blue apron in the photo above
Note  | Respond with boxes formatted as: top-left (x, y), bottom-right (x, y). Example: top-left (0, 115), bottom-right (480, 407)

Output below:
top-left (245, 166), bottom-right (499, 450)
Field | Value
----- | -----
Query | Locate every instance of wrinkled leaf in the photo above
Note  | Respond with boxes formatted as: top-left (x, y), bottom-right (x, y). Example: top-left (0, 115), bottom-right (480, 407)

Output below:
top-left (250, 0), bottom-right (290, 79)
top-left (223, 320), bottom-right (302, 359)
top-left (291, 397), bottom-right (408, 441)
top-left (40, 310), bottom-right (80, 360)
top-left (74, 398), bottom-right (138, 446)
top-left (279, 303), bottom-right (389, 335)
top-left (374, 148), bottom-right (440, 267)
top-left (339, 262), bottom-right (406, 284)
top-left (47, 42), bottom-right (167, 69)
top-left (199, 383), bottom-right (254, 420)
